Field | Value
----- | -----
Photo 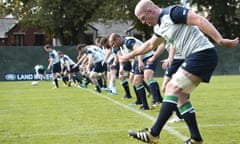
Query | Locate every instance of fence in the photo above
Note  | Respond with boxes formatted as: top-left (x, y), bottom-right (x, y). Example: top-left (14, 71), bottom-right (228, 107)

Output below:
top-left (0, 45), bottom-right (239, 81)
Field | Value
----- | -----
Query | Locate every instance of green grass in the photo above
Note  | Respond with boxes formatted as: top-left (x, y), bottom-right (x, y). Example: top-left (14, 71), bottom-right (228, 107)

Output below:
top-left (0, 75), bottom-right (240, 144)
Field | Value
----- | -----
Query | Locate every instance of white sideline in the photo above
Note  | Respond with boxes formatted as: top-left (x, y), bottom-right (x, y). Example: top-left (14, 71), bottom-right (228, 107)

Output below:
top-left (1, 129), bottom-right (128, 138)
top-left (86, 88), bottom-right (189, 141)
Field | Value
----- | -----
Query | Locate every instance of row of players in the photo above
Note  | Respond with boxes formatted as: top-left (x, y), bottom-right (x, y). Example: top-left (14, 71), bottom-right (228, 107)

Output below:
top-left (35, 33), bottom-right (183, 122)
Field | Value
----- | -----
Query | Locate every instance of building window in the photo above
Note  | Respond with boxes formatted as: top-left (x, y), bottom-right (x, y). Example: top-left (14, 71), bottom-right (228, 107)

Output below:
top-left (14, 34), bottom-right (24, 46)
top-left (35, 34), bottom-right (45, 46)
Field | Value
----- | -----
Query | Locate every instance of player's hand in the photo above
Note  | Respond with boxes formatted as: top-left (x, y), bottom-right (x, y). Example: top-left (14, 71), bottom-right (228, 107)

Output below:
top-left (86, 69), bottom-right (90, 75)
top-left (119, 69), bottom-right (124, 76)
top-left (138, 61), bottom-right (144, 71)
top-left (161, 84), bottom-right (166, 93)
top-left (72, 64), bottom-right (77, 68)
top-left (119, 55), bottom-right (130, 63)
top-left (110, 63), bottom-right (115, 70)
top-left (161, 59), bottom-right (171, 70)
top-left (147, 57), bottom-right (154, 65)
top-left (219, 37), bottom-right (239, 48)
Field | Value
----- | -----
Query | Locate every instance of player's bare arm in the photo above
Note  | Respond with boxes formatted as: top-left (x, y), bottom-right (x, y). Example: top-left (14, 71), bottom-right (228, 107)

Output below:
top-left (102, 48), bottom-right (111, 65)
top-left (74, 54), bottom-right (86, 68)
top-left (147, 42), bottom-right (165, 64)
top-left (187, 10), bottom-right (239, 48)
top-left (86, 54), bottom-right (93, 70)
top-left (65, 61), bottom-right (71, 72)
top-left (47, 58), bottom-right (54, 70)
top-left (133, 44), bottom-right (144, 71)
top-left (133, 35), bottom-right (163, 56)
top-left (120, 35), bottom-right (164, 62)
top-left (161, 44), bottom-right (175, 69)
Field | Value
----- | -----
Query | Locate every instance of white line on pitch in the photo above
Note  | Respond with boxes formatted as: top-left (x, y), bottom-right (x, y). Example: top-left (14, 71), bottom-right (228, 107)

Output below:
top-left (85, 88), bottom-right (188, 141)
top-left (0, 129), bottom-right (129, 138)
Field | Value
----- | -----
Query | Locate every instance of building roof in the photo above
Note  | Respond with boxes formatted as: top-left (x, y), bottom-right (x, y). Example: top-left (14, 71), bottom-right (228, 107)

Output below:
top-left (0, 18), bottom-right (17, 38)
top-left (0, 18), bottom-right (135, 39)
top-left (91, 20), bottom-right (133, 36)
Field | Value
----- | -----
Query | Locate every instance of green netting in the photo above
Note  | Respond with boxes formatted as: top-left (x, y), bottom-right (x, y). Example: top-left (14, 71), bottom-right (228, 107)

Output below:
top-left (0, 45), bottom-right (239, 81)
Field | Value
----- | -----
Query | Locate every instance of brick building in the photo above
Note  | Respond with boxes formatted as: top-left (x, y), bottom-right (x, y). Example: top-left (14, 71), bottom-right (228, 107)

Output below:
top-left (0, 18), bottom-right (140, 46)
top-left (0, 18), bottom-right (46, 46)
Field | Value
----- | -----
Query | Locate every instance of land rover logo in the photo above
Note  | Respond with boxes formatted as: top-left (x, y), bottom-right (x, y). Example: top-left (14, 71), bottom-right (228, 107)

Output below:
top-left (5, 73), bottom-right (16, 81)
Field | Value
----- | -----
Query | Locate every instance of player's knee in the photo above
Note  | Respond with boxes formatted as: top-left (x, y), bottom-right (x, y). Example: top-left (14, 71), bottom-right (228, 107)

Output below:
top-left (170, 72), bottom-right (197, 94)
top-left (119, 75), bottom-right (124, 81)
top-left (144, 70), bottom-right (153, 80)
top-left (165, 82), bottom-right (181, 94)
top-left (89, 71), bottom-right (97, 79)
top-left (133, 78), bottom-right (143, 86)
top-left (119, 71), bottom-right (128, 79)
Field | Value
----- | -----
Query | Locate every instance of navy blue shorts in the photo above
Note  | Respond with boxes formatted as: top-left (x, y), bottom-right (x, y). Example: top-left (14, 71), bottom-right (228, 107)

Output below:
top-left (181, 48), bottom-right (218, 82)
top-left (115, 63), bottom-right (120, 71)
top-left (143, 55), bottom-right (158, 71)
top-left (93, 61), bottom-right (105, 73)
top-left (52, 62), bottom-right (61, 73)
top-left (165, 59), bottom-right (184, 77)
top-left (70, 65), bottom-right (80, 73)
top-left (123, 61), bottom-right (132, 71)
top-left (38, 69), bottom-right (45, 75)
top-left (132, 60), bottom-right (144, 75)
top-left (102, 62), bottom-right (108, 72)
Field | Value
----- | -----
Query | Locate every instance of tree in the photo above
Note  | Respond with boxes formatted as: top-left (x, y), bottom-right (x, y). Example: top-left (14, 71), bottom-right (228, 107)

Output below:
top-left (95, 0), bottom-right (180, 40)
top-left (97, 0), bottom-right (239, 40)
top-left (2, 0), bottom-right (239, 45)
top-left (189, 0), bottom-right (240, 38)
top-left (2, 0), bottom-right (107, 45)
top-left (0, 1), bottom-right (7, 17)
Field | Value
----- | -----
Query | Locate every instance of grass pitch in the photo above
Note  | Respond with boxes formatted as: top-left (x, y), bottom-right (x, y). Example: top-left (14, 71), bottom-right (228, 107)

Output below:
top-left (0, 75), bottom-right (240, 144)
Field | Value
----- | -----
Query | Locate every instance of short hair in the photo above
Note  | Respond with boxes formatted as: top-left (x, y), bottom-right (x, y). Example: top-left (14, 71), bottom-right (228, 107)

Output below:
top-left (100, 37), bottom-right (107, 45)
top-left (44, 44), bottom-right (51, 50)
top-left (109, 33), bottom-right (121, 41)
top-left (135, 0), bottom-right (155, 16)
top-left (57, 51), bottom-right (63, 55)
top-left (95, 37), bottom-right (102, 45)
top-left (76, 44), bottom-right (87, 51)
top-left (100, 37), bottom-right (111, 49)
